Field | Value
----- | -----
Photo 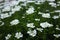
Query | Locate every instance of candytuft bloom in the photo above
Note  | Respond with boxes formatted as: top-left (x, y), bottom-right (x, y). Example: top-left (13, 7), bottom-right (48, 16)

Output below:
top-left (27, 23), bottom-right (35, 28)
top-left (15, 32), bottom-right (23, 39)
top-left (10, 19), bottom-right (19, 25)
top-left (26, 7), bottom-right (35, 15)
top-left (40, 22), bottom-right (53, 28)
top-left (42, 13), bottom-right (51, 18)
top-left (5, 34), bottom-right (11, 40)
top-left (27, 29), bottom-right (37, 37)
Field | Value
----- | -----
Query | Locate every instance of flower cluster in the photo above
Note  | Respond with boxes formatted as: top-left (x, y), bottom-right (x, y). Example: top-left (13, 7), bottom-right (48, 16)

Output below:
top-left (0, 0), bottom-right (60, 40)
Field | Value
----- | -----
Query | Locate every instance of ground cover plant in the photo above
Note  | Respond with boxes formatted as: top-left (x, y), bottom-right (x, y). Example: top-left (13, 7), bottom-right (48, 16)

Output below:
top-left (0, 0), bottom-right (60, 40)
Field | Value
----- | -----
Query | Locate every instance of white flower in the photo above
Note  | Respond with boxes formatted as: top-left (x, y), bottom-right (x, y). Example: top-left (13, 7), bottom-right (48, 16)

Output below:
top-left (49, 2), bottom-right (56, 7)
top-left (56, 27), bottom-right (60, 30)
top-left (42, 13), bottom-right (50, 18)
top-left (26, 7), bottom-right (34, 15)
top-left (0, 21), bottom-right (4, 26)
top-left (40, 22), bottom-right (53, 28)
top-left (2, 6), bottom-right (11, 12)
top-left (36, 28), bottom-right (43, 32)
top-left (18, 0), bottom-right (26, 2)
top-left (39, 0), bottom-right (46, 2)
top-left (20, 2), bottom-right (27, 6)
top-left (27, 1), bottom-right (35, 3)
top-left (54, 10), bottom-right (60, 12)
top-left (22, 16), bottom-right (25, 18)
top-left (47, 0), bottom-right (55, 2)
top-left (15, 32), bottom-right (23, 39)
top-left (5, 34), bottom-right (11, 40)
top-left (12, 6), bottom-right (21, 12)
top-left (53, 34), bottom-right (60, 38)
top-left (35, 19), bottom-right (40, 21)
top-left (27, 23), bottom-right (35, 28)
top-left (52, 15), bottom-right (59, 19)
top-left (10, 19), bottom-right (19, 25)
top-left (1, 13), bottom-right (10, 19)
top-left (38, 12), bottom-right (44, 15)
top-left (9, 0), bottom-right (19, 6)
top-left (27, 29), bottom-right (37, 37)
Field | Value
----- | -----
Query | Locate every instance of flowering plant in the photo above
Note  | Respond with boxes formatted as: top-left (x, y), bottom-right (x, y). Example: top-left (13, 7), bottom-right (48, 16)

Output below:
top-left (0, 0), bottom-right (60, 40)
